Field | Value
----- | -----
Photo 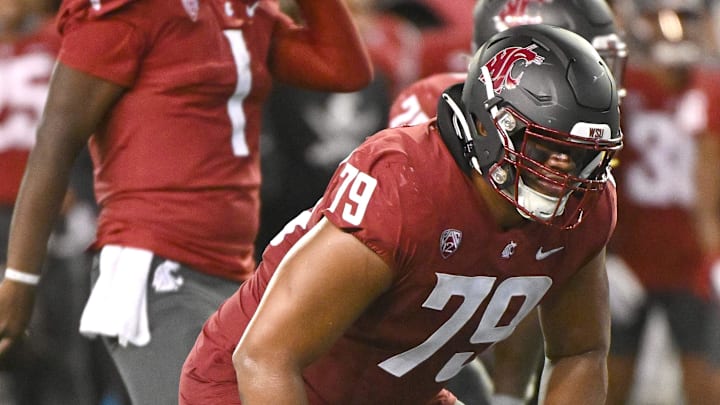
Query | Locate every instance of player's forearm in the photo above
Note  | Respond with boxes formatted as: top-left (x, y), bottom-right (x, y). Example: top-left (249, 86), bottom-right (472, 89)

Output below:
top-left (492, 312), bottom-right (544, 399)
top-left (7, 62), bottom-right (122, 275)
top-left (540, 350), bottom-right (607, 405)
top-left (6, 140), bottom-right (76, 275)
top-left (296, 0), bottom-right (363, 46)
top-left (281, 0), bottom-right (372, 91)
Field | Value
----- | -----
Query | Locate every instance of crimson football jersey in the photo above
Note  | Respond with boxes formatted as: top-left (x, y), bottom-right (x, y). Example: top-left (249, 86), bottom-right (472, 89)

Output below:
top-left (181, 121), bottom-right (616, 404)
top-left (56, 0), bottom-right (293, 280)
top-left (609, 64), bottom-right (720, 293)
top-left (0, 20), bottom-right (59, 205)
top-left (388, 72), bottom-right (467, 128)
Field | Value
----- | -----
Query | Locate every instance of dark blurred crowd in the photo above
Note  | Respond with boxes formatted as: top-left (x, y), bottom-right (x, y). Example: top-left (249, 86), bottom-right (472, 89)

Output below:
top-left (2, 0), bottom-right (720, 404)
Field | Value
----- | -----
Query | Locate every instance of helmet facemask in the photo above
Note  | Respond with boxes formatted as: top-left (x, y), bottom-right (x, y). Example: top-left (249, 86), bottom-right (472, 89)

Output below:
top-left (485, 104), bottom-right (620, 228)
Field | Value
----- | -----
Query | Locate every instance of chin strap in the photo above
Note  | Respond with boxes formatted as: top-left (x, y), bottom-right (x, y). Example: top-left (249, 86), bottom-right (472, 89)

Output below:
top-left (436, 81), bottom-right (506, 177)
top-left (480, 66), bottom-right (499, 118)
top-left (436, 84), bottom-right (475, 176)
top-left (469, 69), bottom-right (506, 175)
top-left (516, 177), bottom-right (566, 220)
top-left (443, 93), bottom-right (482, 174)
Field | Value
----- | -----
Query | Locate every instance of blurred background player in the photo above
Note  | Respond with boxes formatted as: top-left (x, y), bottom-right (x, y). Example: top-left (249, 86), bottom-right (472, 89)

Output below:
top-left (605, 1), bottom-right (720, 404)
top-left (257, 0), bottom-right (476, 256)
top-left (390, 0), bottom-right (626, 127)
top-left (387, 1), bottom-right (627, 404)
top-left (0, 0), bottom-right (372, 404)
top-left (377, 0), bottom-right (476, 86)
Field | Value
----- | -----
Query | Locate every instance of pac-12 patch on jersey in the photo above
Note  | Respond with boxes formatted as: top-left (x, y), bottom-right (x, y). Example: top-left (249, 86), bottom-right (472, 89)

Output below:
top-left (440, 229), bottom-right (462, 259)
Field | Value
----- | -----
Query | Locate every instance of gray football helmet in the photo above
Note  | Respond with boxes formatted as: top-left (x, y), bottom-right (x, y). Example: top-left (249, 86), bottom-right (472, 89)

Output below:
top-left (440, 24), bottom-right (623, 228)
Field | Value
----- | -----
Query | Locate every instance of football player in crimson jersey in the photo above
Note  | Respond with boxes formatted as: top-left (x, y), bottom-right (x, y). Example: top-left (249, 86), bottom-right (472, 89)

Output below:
top-left (605, 3), bottom-right (720, 404)
top-left (0, 0), bottom-right (372, 404)
top-left (179, 24), bottom-right (623, 405)
top-left (387, 1), bottom-right (628, 404)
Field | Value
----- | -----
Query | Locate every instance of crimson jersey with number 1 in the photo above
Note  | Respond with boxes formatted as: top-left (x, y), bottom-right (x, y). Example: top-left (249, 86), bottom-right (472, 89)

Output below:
top-left (56, 0), bottom-right (297, 280)
top-left (181, 120), bottom-right (616, 404)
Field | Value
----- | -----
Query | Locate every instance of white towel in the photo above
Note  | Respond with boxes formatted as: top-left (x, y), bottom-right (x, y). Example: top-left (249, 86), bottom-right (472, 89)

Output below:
top-left (79, 245), bottom-right (153, 347)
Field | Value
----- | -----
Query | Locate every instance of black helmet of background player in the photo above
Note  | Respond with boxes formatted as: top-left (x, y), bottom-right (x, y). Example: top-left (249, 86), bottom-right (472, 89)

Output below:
top-left (439, 24), bottom-right (622, 229)
top-left (472, 0), bottom-right (628, 98)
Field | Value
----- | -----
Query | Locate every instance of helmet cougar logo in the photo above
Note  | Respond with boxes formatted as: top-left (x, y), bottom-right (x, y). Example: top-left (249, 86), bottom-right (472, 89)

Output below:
top-left (440, 229), bottom-right (462, 259)
top-left (480, 44), bottom-right (545, 93)
top-left (152, 260), bottom-right (184, 293)
top-left (496, 0), bottom-right (551, 29)
top-left (500, 0), bottom-right (551, 17)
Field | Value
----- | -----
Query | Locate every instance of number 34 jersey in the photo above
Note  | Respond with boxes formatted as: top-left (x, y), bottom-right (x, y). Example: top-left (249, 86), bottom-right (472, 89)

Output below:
top-left (189, 121), bottom-right (617, 404)
top-left (609, 65), bottom-right (720, 294)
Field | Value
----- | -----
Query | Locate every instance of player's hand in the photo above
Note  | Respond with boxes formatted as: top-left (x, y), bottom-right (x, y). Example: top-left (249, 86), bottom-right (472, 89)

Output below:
top-left (0, 278), bottom-right (37, 356)
top-left (426, 388), bottom-right (459, 405)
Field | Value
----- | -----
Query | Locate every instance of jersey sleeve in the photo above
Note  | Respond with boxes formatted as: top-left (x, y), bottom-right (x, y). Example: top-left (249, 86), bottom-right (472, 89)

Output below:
top-left (57, 0), bottom-right (147, 86)
top-left (59, 0), bottom-right (138, 19)
top-left (320, 133), bottom-right (433, 275)
top-left (575, 180), bottom-right (617, 259)
top-left (388, 73), bottom-right (466, 128)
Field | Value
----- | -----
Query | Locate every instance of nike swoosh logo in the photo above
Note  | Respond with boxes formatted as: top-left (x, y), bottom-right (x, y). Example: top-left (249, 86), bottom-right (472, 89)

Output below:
top-left (536, 246), bottom-right (565, 260)
top-left (247, 1), bottom-right (260, 17)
